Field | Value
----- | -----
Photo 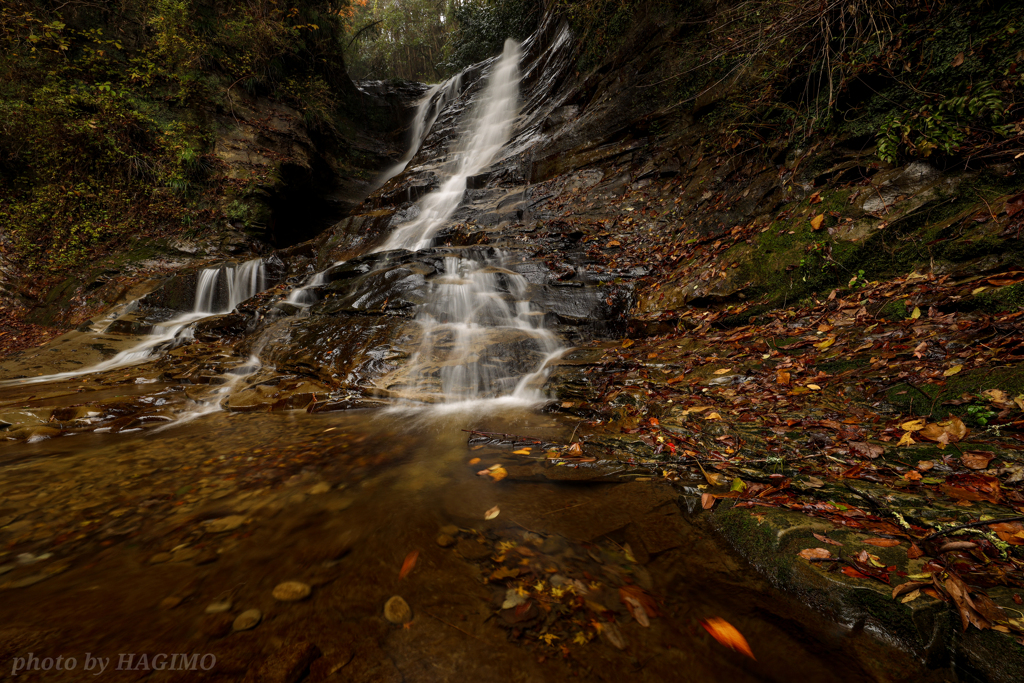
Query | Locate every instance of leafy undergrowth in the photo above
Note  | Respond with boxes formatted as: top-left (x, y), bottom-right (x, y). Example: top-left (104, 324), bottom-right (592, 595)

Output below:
top-left (537, 237), bottom-right (1024, 643)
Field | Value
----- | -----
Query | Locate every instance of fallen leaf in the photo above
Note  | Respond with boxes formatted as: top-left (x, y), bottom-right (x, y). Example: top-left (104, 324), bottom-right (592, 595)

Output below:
top-left (399, 550), bottom-right (419, 579)
top-left (606, 240), bottom-right (621, 247)
top-left (939, 541), bottom-right (979, 553)
top-left (814, 337), bottom-right (836, 349)
top-left (512, 448), bottom-right (532, 455)
top-left (484, 506), bottom-right (500, 520)
top-left (704, 412), bottom-right (722, 420)
top-left (951, 51), bottom-right (964, 67)
top-left (864, 538), bottom-right (901, 548)
top-left (468, 457), bottom-right (481, 465)
top-left (798, 547), bottom-right (832, 560)
top-left (961, 451), bottom-right (994, 470)
top-left (943, 364), bottom-right (963, 377)
top-left (897, 431), bottom-right (916, 447)
top-left (491, 567), bottom-right (520, 581)
top-left (488, 466), bottom-right (508, 481)
top-left (621, 595), bottom-right (650, 627)
top-left (901, 419), bottom-right (926, 432)
top-left (701, 493), bottom-right (716, 510)
top-left (917, 460), bottom-right (935, 471)
top-left (621, 339), bottom-right (634, 348)
top-left (908, 543), bottom-right (924, 559)
top-left (713, 367), bottom-right (733, 375)
top-left (701, 617), bottom-right (755, 659)
top-left (806, 384), bottom-right (821, 391)
top-left (849, 441), bottom-right (884, 459)
top-left (904, 470), bottom-right (923, 481)
top-left (902, 590), bottom-right (922, 603)
top-left (813, 533), bottom-right (844, 547)
top-left (809, 192), bottom-right (822, 204)
top-left (918, 417), bottom-right (969, 445)
top-left (911, 306), bottom-right (922, 319)
top-left (777, 370), bottom-right (791, 385)
top-left (810, 214), bottom-right (825, 231)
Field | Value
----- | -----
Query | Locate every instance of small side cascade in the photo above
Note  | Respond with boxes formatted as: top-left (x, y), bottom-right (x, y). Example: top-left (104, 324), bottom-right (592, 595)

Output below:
top-left (193, 258), bottom-right (267, 314)
top-left (1, 258), bottom-right (269, 387)
top-left (378, 73), bottom-right (465, 187)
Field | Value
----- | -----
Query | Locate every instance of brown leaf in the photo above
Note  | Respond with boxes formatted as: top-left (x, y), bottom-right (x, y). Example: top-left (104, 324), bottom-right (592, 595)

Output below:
top-left (809, 192), bottom-right (822, 204)
top-left (810, 214), bottom-right (825, 231)
top-left (951, 52), bottom-right (964, 67)
top-left (938, 541), bottom-right (979, 553)
top-left (777, 370), bottom-right (791, 385)
top-left (399, 550), bottom-right (419, 579)
top-left (893, 581), bottom-right (931, 599)
top-left (798, 547), bottom-right (832, 560)
top-left (961, 451), bottom-right (994, 470)
top-left (1006, 192), bottom-right (1024, 218)
top-left (918, 417), bottom-right (969, 445)
top-left (701, 493), bottom-right (716, 510)
top-left (908, 543), bottom-right (924, 559)
top-left (701, 617), bottom-right (756, 659)
top-left (864, 538), bottom-right (901, 548)
top-left (813, 533), bottom-right (844, 547)
top-left (849, 441), bottom-right (883, 459)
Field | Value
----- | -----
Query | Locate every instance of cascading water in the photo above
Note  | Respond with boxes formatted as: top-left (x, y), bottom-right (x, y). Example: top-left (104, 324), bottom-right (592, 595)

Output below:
top-left (378, 40), bottom-right (564, 405)
top-left (0, 258), bottom-right (267, 387)
top-left (193, 259), bottom-right (267, 314)
top-left (377, 74), bottom-right (464, 188)
top-left (379, 40), bottom-right (524, 253)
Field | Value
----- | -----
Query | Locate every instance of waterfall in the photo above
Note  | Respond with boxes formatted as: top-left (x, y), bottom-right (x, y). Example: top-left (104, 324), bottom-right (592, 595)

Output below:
top-left (379, 40), bottom-right (564, 405)
top-left (379, 40), bottom-right (523, 253)
top-left (378, 74), bottom-right (464, 188)
top-left (193, 259), bottom-right (267, 315)
top-left (1, 258), bottom-right (268, 386)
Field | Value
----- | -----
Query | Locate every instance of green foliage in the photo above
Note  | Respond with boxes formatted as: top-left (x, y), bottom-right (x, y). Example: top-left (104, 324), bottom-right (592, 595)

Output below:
top-left (877, 81), bottom-right (1010, 163)
top-left (0, 0), bottom-right (359, 272)
top-left (441, 0), bottom-right (542, 74)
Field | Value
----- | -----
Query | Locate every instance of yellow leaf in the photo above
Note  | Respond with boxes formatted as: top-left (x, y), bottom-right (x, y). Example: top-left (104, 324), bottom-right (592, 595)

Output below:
top-left (814, 337), bottom-right (835, 349)
top-left (621, 339), bottom-right (634, 348)
top-left (468, 457), bottom-right (481, 465)
top-left (897, 432), bottom-right (916, 447)
top-left (810, 214), bottom-right (825, 231)
top-left (901, 419), bottom-right (926, 431)
top-left (901, 589), bottom-right (921, 603)
top-left (512, 448), bottom-right (532, 455)
top-left (806, 384), bottom-right (821, 391)
top-left (972, 286), bottom-right (988, 295)
top-left (488, 466), bottom-right (508, 481)
top-left (943, 364), bottom-right (962, 377)
top-left (911, 306), bottom-right (922, 319)
top-left (704, 412), bottom-right (722, 420)
top-left (573, 632), bottom-right (588, 645)
top-left (713, 367), bottom-right (732, 375)
top-left (484, 505), bottom-right (500, 520)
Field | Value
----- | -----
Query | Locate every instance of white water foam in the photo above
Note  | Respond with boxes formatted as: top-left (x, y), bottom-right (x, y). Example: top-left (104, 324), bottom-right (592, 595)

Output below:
top-left (0, 258), bottom-right (267, 387)
top-left (379, 40), bottom-right (523, 253)
top-left (375, 40), bottom-right (566, 406)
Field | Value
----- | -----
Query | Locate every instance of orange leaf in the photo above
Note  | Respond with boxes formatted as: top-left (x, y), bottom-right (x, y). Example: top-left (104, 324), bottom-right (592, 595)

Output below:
top-left (798, 547), bottom-right (831, 560)
top-left (863, 537), bottom-right (901, 548)
top-left (701, 617), bottom-right (755, 659)
top-left (908, 543), bottom-right (924, 559)
top-left (399, 550), bottom-right (419, 579)
top-left (701, 493), bottom-right (716, 510)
